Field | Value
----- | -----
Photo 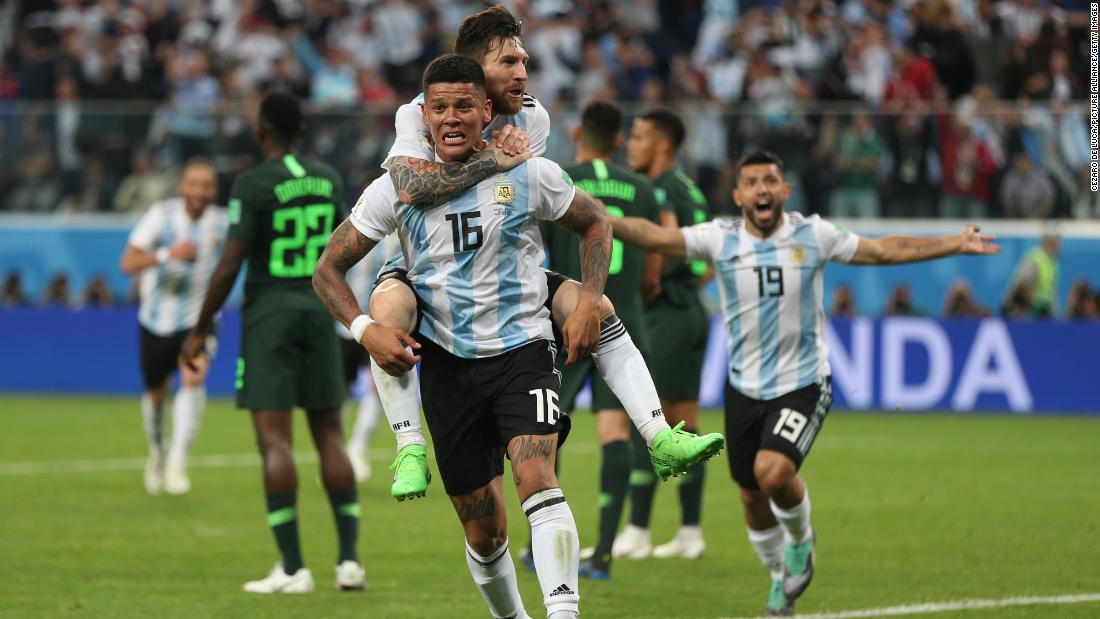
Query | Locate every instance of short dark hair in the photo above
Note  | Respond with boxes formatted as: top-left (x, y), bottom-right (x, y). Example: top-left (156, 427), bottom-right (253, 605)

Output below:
top-left (640, 107), bottom-right (686, 151)
top-left (258, 92), bottom-right (302, 144)
top-left (579, 101), bottom-right (623, 153)
top-left (735, 150), bottom-right (785, 178)
top-left (455, 5), bottom-right (523, 61)
top-left (423, 54), bottom-right (486, 95)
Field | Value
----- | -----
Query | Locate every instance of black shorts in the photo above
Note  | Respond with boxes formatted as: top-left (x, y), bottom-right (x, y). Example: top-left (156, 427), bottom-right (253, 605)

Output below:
top-left (340, 336), bottom-right (369, 386)
top-left (724, 378), bottom-right (833, 490)
top-left (139, 324), bottom-right (217, 390)
top-left (418, 337), bottom-right (570, 496)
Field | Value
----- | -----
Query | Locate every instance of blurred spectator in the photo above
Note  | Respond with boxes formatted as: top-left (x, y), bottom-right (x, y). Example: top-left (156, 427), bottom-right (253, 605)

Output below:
top-left (113, 149), bottom-right (175, 213)
top-left (830, 284), bottom-right (857, 318)
top-left (167, 51), bottom-right (219, 161)
top-left (1, 271), bottom-right (30, 307)
top-left (43, 273), bottom-right (72, 308)
top-left (1065, 279), bottom-right (1098, 321)
top-left (910, 0), bottom-right (976, 99)
top-left (884, 283), bottom-right (925, 315)
top-left (829, 109), bottom-right (883, 218)
top-left (292, 32), bottom-right (359, 109)
top-left (374, 0), bottom-right (427, 97)
top-left (1000, 152), bottom-right (1055, 219)
top-left (82, 273), bottom-right (116, 308)
top-left (937, 105), bottom-right (998, 218)
top-left (1007, 233), bottom-right (1060, 318)
top-left (942, 278), bottom-right (988, 318)
top-left (882, 110), bottom-right (938, 217)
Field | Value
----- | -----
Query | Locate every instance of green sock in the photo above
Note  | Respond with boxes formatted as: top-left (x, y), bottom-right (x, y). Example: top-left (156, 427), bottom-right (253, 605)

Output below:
top-left (628, 427), bottom-right (657, 529)
top-left (594, 440), bottom-right (631, 564)
top-left (328, 487), bottom-right (360, 563)
top-left (678, 428), bottom-right (706, 526)
top-left (266, 492), bottom-right (303, 574)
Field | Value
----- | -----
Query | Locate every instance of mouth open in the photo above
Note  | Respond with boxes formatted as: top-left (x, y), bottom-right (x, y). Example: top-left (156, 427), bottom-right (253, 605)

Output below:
top-left (754, 198), bottom-right (774, 215)
top-left (505, 87), bottom-right (524, 99)
top-left (442, 131), bottom-right (466, 145)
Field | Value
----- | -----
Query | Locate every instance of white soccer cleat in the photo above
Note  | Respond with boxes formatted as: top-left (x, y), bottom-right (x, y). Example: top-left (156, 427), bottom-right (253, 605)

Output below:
top-left (652, 526), bottom-right (706, 559)
top-left (611, 524), bottom-right (651, 560)
top-left (349, 450), bottom-right (371, 483)
top-left (335, 560), bottom-right (366, 591)
top-left (243, 564), bottom-right (315, 593)
top-left (163, 458), bottom-right (191, 495)
top-left (144, 450), bottom-right (164, 496)
top-left (579, 546), bottom-right (595, 561)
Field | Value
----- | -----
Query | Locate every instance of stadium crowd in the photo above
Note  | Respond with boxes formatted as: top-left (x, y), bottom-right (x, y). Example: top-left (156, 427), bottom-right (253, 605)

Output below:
top-left (0, 0), bottom-right (1096, 218)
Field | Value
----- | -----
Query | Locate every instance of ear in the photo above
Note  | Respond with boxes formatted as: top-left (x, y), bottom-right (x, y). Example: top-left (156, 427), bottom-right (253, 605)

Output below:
top-left (732, 186), bottom-right (744, 211)
top-left (483, 96), bottom-right (492, 124)
top-left (612, 134), bottom-right (623, 151)
top-left (571, 125), bottom-right (581, 143)
top-left (420, 102), bottom-right (428, 125)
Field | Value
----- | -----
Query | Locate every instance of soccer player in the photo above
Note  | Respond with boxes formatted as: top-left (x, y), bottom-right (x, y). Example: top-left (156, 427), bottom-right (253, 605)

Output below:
top-left (119, 159), bottom-right (226, 496)
top-left (611, 150), bottom-right (1001, 616)
top-left (616, 108), bottom-right (714, 560)
top-left (369, 5), bottom-right (722, 502)
top-left (179, 93), bottom-right (364, 594)
top-left (314, 54), bottom-right (604, 619)
top-left (543, 101), bottom-right (665, 580)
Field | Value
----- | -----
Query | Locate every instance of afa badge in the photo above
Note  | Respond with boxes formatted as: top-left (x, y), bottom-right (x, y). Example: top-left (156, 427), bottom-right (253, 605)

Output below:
top-left (790, 245), bottom-right (806, 264)
top-left (494, 181), bottom-right (515, 205)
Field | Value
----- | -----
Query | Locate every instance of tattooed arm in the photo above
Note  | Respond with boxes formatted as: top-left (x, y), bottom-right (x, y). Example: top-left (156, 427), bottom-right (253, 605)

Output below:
top-left (850, 225), bottom-right (1000, 265)
top-left (389, 132), bottom-right (531, 208)
top-left (553, 189), bottom-right (612, 363)
top-left (611, 215), bottom-right (688, 258)
top-left (312, 219), bottom-right (378, 328)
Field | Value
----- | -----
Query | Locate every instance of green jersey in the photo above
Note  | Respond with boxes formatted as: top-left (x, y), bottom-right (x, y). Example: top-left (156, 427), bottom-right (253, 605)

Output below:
top-left (227, 153), bottom-right (346, 317)
top-left (544, 158), bottom-right (661, 349)
top-left (654, 168), bottom-right (710, 308)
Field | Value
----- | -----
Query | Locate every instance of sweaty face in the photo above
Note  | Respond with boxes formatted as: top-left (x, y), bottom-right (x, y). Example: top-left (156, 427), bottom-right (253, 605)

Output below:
top-left (178, 164), bottom-right (217, 216)
top-left (480, 37), bottom-right (529, 116)
top-left (626, 119), bottom-right (659, 174)
top-left (733, 163), bottom-right (789, 235)
top-left (422, 82), bottom-right (492, 163)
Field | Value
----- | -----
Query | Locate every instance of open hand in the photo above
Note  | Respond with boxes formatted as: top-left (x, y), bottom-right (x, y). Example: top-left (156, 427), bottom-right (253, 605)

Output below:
top-left (959, 224), bottom-right (1001, 255)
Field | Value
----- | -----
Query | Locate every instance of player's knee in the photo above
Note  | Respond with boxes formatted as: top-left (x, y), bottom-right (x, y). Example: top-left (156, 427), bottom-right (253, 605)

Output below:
top-left (465, 524), bottom-right (508, 557)
top-left (514, 467), bottom-right (559, 500)
top-left (739, 486), bottom-right (769, 508)
top-left (753, 455), bottom-right (796, 496)
top-left (368, 280), bottom-right (417, 331)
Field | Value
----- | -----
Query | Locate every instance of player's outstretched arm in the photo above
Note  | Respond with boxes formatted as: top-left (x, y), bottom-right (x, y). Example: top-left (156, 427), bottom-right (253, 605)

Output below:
top-left (611, 216), bottom-right (688, 259)
top-left (849, 224), bottom-right (1001, 265)
top-left (554, 188), bottom-right (613, 364)
top-left (389, 127), bottom-right (531, 208)
top-left (313, 219), bottom-right (379, 328)
top-left (180, 238), bottom-right (249, 370)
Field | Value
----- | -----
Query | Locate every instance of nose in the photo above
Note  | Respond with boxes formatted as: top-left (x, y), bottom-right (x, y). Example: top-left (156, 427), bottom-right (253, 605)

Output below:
top-left (515, 63), bottom-right (528, 82)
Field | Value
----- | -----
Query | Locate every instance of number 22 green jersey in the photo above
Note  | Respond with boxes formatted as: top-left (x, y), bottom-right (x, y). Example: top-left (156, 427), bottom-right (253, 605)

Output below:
top-left (227, 153), bottom-right (346, 315)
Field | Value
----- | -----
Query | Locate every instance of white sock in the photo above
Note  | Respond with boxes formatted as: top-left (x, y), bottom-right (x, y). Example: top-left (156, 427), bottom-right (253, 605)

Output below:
top-left (592, 315), bottom-right (669, 445)
top-left (747, 525), bottom-right (785, 580)
top-left (464, 539), bottom-right (528, 619)
top-left (770, 491), bottom-right (813, 544)
top-left (168, 386), bottom-right (205, 464)
top-left (522, 488), bottom-right (580, 616)
top-left (141, 393), bottom-right (165, 454)
top-left (370, 361), bottom-right (426, 451)
top-left (348, 390), bottom-right (382, 455)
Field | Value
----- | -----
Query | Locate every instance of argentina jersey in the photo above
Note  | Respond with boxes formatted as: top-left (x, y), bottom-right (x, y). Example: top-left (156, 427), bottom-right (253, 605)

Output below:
top-left (350, 157), bottom-right (574, 359)
top-left (682, 213), bottom-right (859, 400)
top-left (128, 198), bottom-right (229, 336)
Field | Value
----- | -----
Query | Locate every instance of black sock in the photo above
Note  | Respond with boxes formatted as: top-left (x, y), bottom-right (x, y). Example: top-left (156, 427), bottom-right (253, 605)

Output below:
top-left (328, 487), bottom-right (360, 563)
top-left (678, 428), bottom-right (706, 526)
top-left (266, 492), bottom-right (303, 574)
top-left (628, 427), bottom-right (657, 528)
top-left (594, 440), bottom-right (631, 565)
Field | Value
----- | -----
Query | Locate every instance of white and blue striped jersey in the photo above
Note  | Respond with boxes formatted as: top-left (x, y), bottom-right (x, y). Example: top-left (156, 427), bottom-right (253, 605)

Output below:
top-left (127, 197), bottom-right (229, 337)
top-left (383, 92), bottom-right (550, 169)
top-left (682, 212), bottom-right (859, 400)
top-left (350, 157), bottom-right (575, 359)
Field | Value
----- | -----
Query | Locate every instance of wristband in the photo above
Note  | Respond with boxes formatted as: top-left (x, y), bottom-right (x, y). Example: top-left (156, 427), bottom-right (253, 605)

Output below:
top-left (349, 314), bottom-right (375, 342)
top-left (155, 247), bottom-right (170, 264)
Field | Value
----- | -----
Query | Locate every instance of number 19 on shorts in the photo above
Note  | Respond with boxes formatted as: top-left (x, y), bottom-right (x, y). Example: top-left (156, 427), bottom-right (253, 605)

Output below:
top-left (773, 408), bottom-right (808, 443)
top-left (529, 388), bottom-right (561, 424)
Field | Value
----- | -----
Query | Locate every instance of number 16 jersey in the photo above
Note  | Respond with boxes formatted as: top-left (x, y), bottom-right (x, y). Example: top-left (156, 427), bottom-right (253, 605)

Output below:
top-left (228, 154), bottom-right (346, 317)
top-left (351, 157), bottom-right (575, 359)
top-left (681, 212), bottom-right (859, 400)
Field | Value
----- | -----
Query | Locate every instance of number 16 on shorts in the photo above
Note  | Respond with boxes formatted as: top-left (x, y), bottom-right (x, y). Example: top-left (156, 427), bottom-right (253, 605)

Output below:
top-left (530, 388), bottom-right (561, 424)
top-left (773, 408), bottom-right (808, 443)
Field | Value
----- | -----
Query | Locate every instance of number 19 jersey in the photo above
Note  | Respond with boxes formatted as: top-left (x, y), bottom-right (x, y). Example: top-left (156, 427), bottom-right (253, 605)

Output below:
top-left (682, 212), bottom-right (859, 400)
top-left (350, 157), bottom-right (575, 359)
top-left (228, 154), bottom-right (346, 315)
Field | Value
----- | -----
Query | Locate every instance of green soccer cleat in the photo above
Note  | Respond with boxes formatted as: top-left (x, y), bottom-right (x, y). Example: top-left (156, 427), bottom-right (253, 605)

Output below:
top-left (648, 421), bottom-right (726, 481)
top-left (764, 578), bottom-right (794, 616)
top-left (783, 532), bottom-right (816, 601)
top-left (389, 444), bottom-right (431, 501)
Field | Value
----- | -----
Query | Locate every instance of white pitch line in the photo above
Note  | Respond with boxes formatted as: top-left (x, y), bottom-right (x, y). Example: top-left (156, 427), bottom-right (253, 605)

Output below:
top-left (714, 593), bottom-right (1100, 619)
top-left (0, 452), bottom-right (317, 476)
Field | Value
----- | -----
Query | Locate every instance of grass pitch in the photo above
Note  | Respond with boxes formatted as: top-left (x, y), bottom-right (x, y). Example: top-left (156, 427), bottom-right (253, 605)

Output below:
top-left (1, 396), bottom-right (1098, 618)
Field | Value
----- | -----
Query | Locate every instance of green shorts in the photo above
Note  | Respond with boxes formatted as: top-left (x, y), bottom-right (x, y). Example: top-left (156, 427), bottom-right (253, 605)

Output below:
top-left (645, 299), bottom-right (709, 402)
top-left (236, 308), bottom-right (346, 411)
